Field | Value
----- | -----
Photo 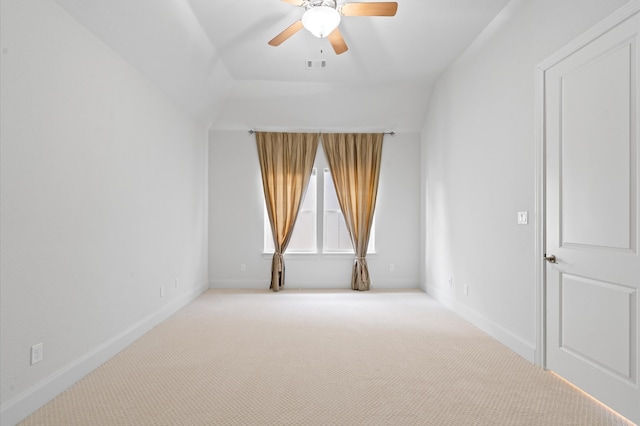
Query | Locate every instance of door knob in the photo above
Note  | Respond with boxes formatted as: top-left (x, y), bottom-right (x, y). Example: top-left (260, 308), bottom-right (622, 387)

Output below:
top-left (544, 254), bottom-right (557, 264)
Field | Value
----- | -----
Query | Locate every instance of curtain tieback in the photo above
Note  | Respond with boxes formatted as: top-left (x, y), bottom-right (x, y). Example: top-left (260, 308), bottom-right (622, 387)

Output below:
top-left (354, 256), bottom-right (369, 282)
top-left (274, 252), bottom-right (284, 271)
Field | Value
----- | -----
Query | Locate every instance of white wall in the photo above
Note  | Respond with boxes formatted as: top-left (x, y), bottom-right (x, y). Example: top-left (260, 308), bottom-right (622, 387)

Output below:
top-left (209, 130), bottom-right (421, 290)
top-left (0, 0), bottom-right (209, 422)
top-left (420, 0), bottom-right (630, 362)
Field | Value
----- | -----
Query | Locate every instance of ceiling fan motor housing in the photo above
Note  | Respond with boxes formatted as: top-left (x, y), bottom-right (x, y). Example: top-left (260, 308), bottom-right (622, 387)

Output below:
top-left (305, 0), bottom-right (337, 10)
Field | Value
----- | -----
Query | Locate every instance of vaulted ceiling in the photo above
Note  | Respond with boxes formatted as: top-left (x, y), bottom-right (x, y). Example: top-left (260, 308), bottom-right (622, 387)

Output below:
top-left (53, 0), bottom-right (511, 132)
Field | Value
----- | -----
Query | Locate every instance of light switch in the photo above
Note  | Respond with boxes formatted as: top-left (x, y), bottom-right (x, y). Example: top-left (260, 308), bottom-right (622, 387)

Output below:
top-left (517, 211), bottom-right (528, 225)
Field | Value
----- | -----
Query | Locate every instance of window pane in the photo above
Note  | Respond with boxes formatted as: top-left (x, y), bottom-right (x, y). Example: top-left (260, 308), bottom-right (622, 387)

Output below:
top-left (264, 169), bottom-right (316, 253)
top-left (288, 210), bottom-right (316, 252)
top-left (323, 169), bottom-right (340, 211)
top-left (300, 170), bottom-right (316, 211)
top-left (338, 214), bottom-right (352, 249)
top-left (324, 210), bottom-right (341, 250)
top-left (323, 168), bottom-right (375, 253)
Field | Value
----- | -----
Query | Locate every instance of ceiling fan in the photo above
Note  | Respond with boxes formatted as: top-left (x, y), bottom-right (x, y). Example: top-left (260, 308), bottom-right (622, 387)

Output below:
top-left (268, 0), bottom-right (398, 55)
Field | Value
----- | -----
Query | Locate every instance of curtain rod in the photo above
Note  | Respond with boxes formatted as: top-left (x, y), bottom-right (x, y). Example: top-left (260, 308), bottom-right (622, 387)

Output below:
top-left (248, 130), bottom-right (395, 136)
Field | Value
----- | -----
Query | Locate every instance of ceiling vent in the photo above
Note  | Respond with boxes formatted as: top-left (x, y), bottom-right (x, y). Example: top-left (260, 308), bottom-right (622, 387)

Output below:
top-left (306, 59), bottom-right (327, 70)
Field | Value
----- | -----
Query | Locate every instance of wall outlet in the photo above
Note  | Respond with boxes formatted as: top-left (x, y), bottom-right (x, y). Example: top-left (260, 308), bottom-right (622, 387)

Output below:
top-left (389, 263), bottom-right (395, 271)
top-left (448, 277), bottom-right (453, 287)
top-left (175, 278), bottom-right (179, 289)
top-left (464, 284), bottom-right (469, 295)
top-left (517, 211), bottom-right (528, 225)
top-left (240, 264), bottom-right (246, 272)
top-left (160, 286), bottom-right (165, 297)
top-left (31, 342), bottom-right (43, 365)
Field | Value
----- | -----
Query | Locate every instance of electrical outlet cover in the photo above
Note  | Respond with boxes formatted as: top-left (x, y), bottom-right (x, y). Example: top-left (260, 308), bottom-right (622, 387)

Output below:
top-left (31, 342), bottom-right (43, 365)
top-left (517, 211), bottom-right (528, 225)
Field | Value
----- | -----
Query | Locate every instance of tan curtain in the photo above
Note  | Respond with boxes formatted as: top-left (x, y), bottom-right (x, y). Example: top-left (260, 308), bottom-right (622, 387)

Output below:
top-left (256, 132), bottom-right (319, 291)
top-left (322, 133), bottom-right (383, 291)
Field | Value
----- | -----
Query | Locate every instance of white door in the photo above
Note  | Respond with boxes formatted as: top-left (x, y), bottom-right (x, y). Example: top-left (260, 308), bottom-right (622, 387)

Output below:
top-left (544, 6), bottom-right (639, 424)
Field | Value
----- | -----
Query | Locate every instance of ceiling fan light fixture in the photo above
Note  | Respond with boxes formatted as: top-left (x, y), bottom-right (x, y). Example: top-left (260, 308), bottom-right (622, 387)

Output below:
top-left (302, 6), bottom-right (341, 38)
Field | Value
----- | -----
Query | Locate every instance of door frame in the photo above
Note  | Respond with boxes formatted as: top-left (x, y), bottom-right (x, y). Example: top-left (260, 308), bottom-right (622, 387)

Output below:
top-left (534, 0), bottom-right (640, 370)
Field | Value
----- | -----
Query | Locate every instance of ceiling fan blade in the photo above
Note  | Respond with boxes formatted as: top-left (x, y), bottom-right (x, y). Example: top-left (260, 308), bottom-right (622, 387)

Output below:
top-left (268, 20), bottom-right (304, 46)
top-left (328, 28), bottom-right (348, 55)
top-left (339, 2), bottom-right (398, 16)
top-left (281, 0), bottom-right (305, 5)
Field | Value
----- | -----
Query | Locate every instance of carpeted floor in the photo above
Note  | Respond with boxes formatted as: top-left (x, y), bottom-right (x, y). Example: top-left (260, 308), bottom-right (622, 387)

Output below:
top-left (20, 289), bottom-right (634, 425)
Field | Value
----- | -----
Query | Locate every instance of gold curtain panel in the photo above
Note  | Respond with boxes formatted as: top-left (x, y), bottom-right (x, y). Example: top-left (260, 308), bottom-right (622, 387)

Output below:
top-left (322, 133), bottom-right (384, 291)
top-left (255, 132), bottom-right (319, 291)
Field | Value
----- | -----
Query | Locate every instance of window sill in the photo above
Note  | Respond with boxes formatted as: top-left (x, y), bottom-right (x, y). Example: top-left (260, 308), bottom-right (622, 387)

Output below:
top-left (262, 252), bottom-right (377, 260)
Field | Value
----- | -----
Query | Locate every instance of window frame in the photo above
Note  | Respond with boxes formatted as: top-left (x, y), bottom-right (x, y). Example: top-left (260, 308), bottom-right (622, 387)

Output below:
top-left (322, 167), bottom-right (375, 254)
top-left (262, 150), bottom-right (376, 256)
top-left (263, 168), bottom-right (318, 254)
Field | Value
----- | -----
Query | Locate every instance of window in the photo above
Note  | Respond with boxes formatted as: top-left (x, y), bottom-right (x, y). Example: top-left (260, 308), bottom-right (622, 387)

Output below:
top-left (263, 161), bottom-right (375, 254)
top-left (323, 168), bottom-right (375, 253)
top-left (264, 168), bottom-right (317, 253)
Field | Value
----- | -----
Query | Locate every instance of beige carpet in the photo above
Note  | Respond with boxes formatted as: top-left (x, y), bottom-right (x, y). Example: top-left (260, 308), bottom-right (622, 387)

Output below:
top-left (20, 289), bottom-right (634, 425)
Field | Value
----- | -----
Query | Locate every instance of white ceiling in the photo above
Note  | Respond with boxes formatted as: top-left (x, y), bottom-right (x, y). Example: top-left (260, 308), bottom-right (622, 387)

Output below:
top-left (53, 0), bottom-right (511, 132)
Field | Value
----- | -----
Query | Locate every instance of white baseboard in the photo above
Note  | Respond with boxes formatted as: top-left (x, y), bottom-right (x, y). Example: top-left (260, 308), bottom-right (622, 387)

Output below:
top-left (209, 279), bottom-right (268, 289)
top-left (209, 280), bottom-right (420, 289)
top-left (425, 283), bottom-right (536, 364)
top-left (0, 282), bottom-right (208, 426)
